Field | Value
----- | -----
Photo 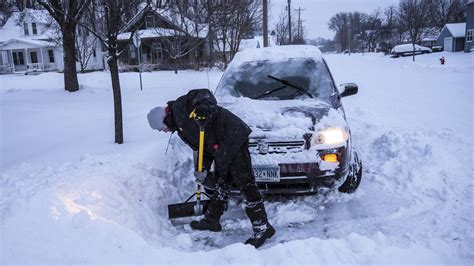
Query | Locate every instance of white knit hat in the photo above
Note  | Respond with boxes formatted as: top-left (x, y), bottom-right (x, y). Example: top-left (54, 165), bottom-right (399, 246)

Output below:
top-left (147, 106), bottom-right (167, 131)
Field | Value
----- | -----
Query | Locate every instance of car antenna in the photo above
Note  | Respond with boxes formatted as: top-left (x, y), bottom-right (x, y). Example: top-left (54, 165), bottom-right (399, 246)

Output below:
top-left (207, 65), bottom-right (210, 91)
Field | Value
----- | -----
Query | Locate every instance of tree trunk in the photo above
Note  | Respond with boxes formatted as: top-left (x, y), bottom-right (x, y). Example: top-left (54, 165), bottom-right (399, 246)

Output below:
top-left (108, 55), bottom-right (124, 144)
top-left (412, 42), bottom-right (416, 62)
top-left (62, 26), bottom-right (80, 92)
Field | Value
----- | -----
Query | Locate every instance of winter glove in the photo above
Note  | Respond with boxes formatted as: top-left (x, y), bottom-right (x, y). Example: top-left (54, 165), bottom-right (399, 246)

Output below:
top-left (194, 170), bottom-right (207, 183)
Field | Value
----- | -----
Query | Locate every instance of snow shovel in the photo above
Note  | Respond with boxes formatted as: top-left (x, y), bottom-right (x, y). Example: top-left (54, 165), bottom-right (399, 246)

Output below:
top-left (168, 109), bottom-right (212, 219)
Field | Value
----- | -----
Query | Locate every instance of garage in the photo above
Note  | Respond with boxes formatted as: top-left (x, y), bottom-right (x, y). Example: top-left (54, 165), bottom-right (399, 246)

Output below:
top-left (437, 23), bottom-right (466, 52)
top-left (444, 37), bottom-right (454, 52)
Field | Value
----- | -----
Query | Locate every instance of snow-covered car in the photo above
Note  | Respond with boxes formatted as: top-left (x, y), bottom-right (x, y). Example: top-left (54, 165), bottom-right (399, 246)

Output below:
top-left (391, 44), bottom-right (432, 56)
top-left (214, 45), bottom-right (362, 195)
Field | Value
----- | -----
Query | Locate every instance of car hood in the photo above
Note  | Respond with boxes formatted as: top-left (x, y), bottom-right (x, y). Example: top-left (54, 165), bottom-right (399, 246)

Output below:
top-left (219, 97), bottom-right (347, 140)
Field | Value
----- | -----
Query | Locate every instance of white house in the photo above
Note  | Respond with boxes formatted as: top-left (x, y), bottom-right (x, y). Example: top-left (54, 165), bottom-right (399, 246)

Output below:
top-left (0, 9), bottom-right (104, 74)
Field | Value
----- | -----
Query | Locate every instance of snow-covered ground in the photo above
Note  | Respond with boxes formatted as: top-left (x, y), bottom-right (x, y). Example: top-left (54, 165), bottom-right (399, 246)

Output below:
top-left (1, 51), bottom-right (473, 264)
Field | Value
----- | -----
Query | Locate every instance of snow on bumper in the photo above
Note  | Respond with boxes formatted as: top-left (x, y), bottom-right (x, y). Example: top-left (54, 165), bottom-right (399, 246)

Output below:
top-left (233, 147), bottom-right (350, 195)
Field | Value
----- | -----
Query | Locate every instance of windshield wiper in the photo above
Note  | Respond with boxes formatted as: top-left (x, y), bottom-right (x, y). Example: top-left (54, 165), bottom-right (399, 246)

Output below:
top-left (265, 75), bottom-right (314, 98)
top-left (254, 84), bottom-right (288, 99)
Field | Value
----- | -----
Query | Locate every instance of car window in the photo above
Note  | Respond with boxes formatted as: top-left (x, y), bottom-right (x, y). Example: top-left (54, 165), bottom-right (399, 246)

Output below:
top-left (216, 58), bottom-right (335, 100)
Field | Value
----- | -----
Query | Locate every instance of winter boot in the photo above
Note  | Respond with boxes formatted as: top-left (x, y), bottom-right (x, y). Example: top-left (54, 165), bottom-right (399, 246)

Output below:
top-left (245, 223), bottom-right (276, 248)
top-left (190, 218), bottom-right (222, 232)
top-left (190, 199), bottom-right (226, 232)
top-left (244, 200), bottom-right (275, 248)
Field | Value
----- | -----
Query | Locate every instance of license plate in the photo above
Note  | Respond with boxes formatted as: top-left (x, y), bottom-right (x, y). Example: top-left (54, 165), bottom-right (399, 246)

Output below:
top-left (253, 165), bottom-right (280, 182)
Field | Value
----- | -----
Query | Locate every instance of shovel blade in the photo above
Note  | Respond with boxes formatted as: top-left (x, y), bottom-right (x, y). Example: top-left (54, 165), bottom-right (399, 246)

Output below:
top-left (168, 200), bottom-right (211, 219)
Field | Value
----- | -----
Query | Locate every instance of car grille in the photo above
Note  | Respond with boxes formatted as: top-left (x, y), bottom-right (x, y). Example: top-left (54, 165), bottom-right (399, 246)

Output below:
top-left (249, 139), bottom-right (306, 154)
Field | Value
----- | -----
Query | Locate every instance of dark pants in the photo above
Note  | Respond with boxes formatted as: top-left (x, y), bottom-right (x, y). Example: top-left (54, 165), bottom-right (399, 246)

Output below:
top-left (204, 142), bottom-right (269, 227)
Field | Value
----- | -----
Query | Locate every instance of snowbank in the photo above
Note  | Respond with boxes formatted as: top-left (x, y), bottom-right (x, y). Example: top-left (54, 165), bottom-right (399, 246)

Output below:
top-left (1, 52), bottom-right (473, 264)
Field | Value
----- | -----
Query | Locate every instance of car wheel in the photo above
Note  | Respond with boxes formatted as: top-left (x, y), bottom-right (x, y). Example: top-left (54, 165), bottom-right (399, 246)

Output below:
top-left (338, 163), bottom-right (362, 193)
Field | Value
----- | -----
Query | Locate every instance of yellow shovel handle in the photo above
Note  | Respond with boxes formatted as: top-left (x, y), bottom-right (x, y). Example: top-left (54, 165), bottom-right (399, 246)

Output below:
top-left (198, 130), bottom-right (204, 172)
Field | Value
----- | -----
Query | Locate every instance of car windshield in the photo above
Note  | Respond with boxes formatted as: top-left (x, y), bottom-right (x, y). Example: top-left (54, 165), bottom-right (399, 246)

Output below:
top-left (216, 58), bottom-right (335, 100)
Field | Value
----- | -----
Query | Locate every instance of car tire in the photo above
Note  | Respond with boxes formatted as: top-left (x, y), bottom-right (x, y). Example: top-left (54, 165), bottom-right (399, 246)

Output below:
top-left (338, 163), bottom-right (362, 193)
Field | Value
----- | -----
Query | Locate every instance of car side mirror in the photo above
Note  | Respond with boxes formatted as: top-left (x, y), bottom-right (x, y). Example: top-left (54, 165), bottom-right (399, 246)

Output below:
top-left (339, 83), bottom-right (358, 98)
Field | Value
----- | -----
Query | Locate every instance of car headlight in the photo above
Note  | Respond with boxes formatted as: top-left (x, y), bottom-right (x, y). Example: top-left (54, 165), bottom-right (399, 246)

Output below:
top-left (314, 127), bottom-right (349, 146)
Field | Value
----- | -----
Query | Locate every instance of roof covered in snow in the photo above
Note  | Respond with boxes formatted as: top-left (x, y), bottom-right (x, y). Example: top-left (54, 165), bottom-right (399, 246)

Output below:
top-left (0, 38), bottom-right (55, 49)
top-left (0, 9), bottom-right (54, 43)
top-left (444, 23), bottom-right (466, 38)
top-left (118, 5), bottom-right (208, 41)
top-left (231, 45), bottom-right (323, 65)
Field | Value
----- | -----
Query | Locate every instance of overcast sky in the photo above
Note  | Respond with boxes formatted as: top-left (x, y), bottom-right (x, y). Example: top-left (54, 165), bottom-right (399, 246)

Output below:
top-left (270, 0), bottom-right (400, 40)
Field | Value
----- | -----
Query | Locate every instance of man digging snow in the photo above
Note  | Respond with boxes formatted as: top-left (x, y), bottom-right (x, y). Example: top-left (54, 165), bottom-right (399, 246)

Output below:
top-left (147, 88), bottom-right (275, 248)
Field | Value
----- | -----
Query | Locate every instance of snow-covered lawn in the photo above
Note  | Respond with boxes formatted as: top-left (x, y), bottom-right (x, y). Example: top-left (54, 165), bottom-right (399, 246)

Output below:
top-left (1, 52), bottom-right (472, 264)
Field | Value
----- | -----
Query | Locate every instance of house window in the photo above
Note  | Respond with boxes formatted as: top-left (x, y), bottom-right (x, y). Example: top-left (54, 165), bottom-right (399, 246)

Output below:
top-left (467, 29), bottom-right (474, 42)
top-left (48, 50), bottom-right (55, 62)
top-left (24, 23), bottom-right (29, 35)
top-left (30, 51), bottom-right (38, 64)
top-left (12, 51), bottom-right (25, 65)
top-left (32, 22), bottom-right (37, 35)
top-left (145, 15), bottom-right (155, 28)
top-left (152, 43), bottom-right (163, 61)
top-left (129, 44), bottom-right (136, 59)
top-left (93, 48), bottom-right (97, 58)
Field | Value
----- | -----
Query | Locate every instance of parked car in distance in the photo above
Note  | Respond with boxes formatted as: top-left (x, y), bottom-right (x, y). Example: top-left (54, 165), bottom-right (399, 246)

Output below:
top-left (391, 44), bottom-right (432, 56)
top-left (431, 46), bottom-right (443, 52)
top-left (213, 45), bottom-right (363, 195)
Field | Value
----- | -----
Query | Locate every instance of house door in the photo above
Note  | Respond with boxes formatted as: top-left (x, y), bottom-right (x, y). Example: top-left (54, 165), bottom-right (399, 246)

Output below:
top-left (444, 37), bottom-right (453, 52)
top-left (12, 51), bottom-right (27, 72)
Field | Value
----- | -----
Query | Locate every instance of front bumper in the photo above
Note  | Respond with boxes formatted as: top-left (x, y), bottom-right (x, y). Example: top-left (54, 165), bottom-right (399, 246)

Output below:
top-left (230, 162), bottom-right (349, 195)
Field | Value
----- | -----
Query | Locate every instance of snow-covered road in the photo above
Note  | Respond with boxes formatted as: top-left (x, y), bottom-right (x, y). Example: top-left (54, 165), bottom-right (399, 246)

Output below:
top-left (1, 52), bottom-right (473, 264)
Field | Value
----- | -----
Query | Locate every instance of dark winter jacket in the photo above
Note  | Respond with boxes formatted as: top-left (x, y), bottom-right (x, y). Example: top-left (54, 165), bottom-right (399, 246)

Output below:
top-left (167, 89), bottom-right (252, 176)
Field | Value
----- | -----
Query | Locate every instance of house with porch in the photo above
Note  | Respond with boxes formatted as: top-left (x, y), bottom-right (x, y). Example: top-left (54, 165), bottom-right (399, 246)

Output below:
top-left (117, 5), bottom-right (208, 71)
top-left (0, 9), bottom-right (104, 74)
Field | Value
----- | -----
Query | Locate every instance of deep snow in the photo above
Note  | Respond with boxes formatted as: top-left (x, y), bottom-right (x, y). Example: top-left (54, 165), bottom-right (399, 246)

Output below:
top-left (1, 52), bottom-right (473, 264)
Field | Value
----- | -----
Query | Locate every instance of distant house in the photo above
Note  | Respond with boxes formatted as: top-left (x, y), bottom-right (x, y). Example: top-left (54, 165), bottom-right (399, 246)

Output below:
top-left (116, 5), bottom-right (208, 71)
top-left (437, 23), bottom-right (466, 52)
top-left (465, 1), bottom-right (474, 52)
top-left (0, 9), bottom-right (104, 74)
top-left (420, 28), bottom-right (441, 48)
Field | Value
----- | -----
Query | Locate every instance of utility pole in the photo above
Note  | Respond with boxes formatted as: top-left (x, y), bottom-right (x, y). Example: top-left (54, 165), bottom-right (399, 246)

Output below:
top-left (348, 24), bottom-right (351, 55)
top-left (263, 0), bottom-right (269, 47)
top-left (294, 7), bottom-right (305, 42)
top-left (287, 0), bottom-right (292, 44)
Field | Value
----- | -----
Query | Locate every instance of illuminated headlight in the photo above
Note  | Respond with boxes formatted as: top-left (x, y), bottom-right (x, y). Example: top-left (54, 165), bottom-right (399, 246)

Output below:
top-left (314, 127), bottom-right (349, 146)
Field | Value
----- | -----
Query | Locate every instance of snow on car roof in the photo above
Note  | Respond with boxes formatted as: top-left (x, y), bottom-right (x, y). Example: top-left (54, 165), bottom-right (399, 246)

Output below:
top-left (231, 45), bottom-right (323, 65)
top-left (445, 23), bottom-right (466, 38)
top-left (391, 44), bottom-right (430, 53)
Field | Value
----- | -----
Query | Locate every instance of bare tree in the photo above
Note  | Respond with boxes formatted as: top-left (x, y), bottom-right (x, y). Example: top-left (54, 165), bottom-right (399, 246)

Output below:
top-left (427, 0), bottom-right (469, 30)
top-left (360, 9), bottom-right (382, 52)
top-left (37, 0), bottom-right (90, 92)
top-left (0, 1), bottom-right (14, 26)
top-left (75, 0), bottom-right (144, 144)
top-left (212, 0), bottom-right (262, 68)
top-left (75, 28), bottom-right (98, 72)
top-left (154, 2), bottom-right (207, 70)
top-left (328, 12), bottom-right (350, 51)
top-left (274, 9), bottom-right (290, 45)
top-left (382, 5), bottom-right (398, 51)
top-left (329, 11), bottom-right (366, 52)
top-left (399, 0), bottom-right (430, 61)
